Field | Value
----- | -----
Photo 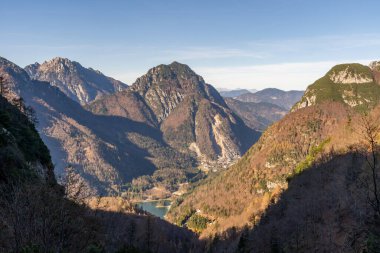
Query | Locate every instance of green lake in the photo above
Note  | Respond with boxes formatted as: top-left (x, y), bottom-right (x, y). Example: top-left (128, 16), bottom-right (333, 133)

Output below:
top-left (137, 200), bottom-right (171, 219)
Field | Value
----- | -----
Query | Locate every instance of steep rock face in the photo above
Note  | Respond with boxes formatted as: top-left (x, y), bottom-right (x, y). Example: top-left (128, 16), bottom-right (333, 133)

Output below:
top-left (0, 57), bottom-right (194, 194)
top-left (293, 62), bottom-right (380, 112)
top-left (89, 62), bottom-right (260, 164)
top-left (25, 57), bottom-right (128, 104)
top-left (236, 88), bottom-right (303, 110)
top-left (224, 97), bottom-right (287, 131)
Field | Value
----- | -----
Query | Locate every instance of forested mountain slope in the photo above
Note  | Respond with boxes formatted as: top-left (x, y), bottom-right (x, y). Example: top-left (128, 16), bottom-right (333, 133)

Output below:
top-left (168, 61), bottom-right (380, 253)
top-left (168, 102), bottom-right (357, 236)
top-left (293, 62), bottom-right (380, 112)
top-left (0, 94), bottom-right (203, 253)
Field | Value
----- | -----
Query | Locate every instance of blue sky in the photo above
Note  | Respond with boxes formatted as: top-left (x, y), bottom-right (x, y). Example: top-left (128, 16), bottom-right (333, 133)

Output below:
top-left (1, 0), bottom-right (380, 90)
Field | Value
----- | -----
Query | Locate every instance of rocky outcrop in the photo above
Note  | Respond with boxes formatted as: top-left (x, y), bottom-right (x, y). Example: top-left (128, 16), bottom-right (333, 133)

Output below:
top-left (329, 65), bottom-right (373, 84)
top-left (293, 62), bottom-right (380, 112)
top-left (25, 57), bottom-right (128, 104)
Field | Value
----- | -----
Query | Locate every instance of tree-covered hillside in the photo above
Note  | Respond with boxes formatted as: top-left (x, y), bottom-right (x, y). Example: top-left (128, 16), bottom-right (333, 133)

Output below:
top-left (293, 63), bottom-right (380, 112)
top-left (0, 94), bottom-right (203, 253)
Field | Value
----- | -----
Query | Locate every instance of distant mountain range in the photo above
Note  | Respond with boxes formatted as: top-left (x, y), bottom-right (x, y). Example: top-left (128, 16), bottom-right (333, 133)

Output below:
top-left (218, 88), bottom-right (253, 97)
top-left (235, 88), bottom-right (304, 110)
top-left (218, 88), bottom-right (303, 131)
top-left (224, 98), bottom-right (287, 131)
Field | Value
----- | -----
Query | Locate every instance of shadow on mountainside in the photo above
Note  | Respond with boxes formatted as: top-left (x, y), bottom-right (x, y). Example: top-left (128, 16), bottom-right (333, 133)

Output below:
top-left (20, 81), bottom-right (196, 193)
top-left (210, 151), bottom-right (380, 253)
top-left (0, 93), bottom-right (204, 253)
top-left (0, 181), bottom-right (204, 253)
top-left (23, 81), bottom-right (158, 174)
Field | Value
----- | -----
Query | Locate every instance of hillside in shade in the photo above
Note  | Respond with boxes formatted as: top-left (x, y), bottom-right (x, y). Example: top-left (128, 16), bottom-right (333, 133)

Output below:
top-left (167, 102), bottom-right (356, 236)
top-left (0, 94), bottom-right (203, 253)
top-left (1, 57), bottom-right (195, 194)
top-left (1, 57), bottom-right (261, 195)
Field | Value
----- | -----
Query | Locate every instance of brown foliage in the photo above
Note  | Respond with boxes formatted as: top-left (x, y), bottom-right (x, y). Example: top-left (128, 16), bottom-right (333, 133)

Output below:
top-left (168, 102), bottom-right (362, 238)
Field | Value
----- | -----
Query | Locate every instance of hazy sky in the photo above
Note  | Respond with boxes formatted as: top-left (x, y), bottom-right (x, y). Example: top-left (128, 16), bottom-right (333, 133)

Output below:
top-left (1, 0), bottom-right (380, 90)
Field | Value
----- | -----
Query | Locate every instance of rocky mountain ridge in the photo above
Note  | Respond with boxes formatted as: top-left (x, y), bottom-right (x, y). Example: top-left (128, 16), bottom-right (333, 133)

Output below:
top-left (1, 57), bottom-right (195, 194)
top-left (236, 88), bottom-right (304, 110)
top-left (25, 57), bottom-right (128, 104)
top-left (1, 57), bottom-right (261, 195)
top-left (88, 62), bottom-right (260, 165)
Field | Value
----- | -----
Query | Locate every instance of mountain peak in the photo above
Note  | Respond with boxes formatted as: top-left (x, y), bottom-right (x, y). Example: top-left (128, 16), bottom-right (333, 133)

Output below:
top-left (169, 60), bottom-right (185, 66)
top-left (49, 56), bottom-right (72, 64)
top-left (327, 63), bottom-right (373, 84)
top-left (133, 62), bottom-right (205, 94)
top-left (24, 57), bottom-right (128, 104)
top-left (293, 62), bottom-right (380, 112)
top-left (146, 61), bottom-right (199, 81)
top-left (89, 62), bottom-right (259, 162)
top-left (41, 57), bottom-right (82, 72)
